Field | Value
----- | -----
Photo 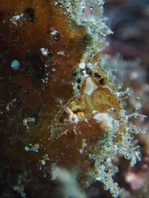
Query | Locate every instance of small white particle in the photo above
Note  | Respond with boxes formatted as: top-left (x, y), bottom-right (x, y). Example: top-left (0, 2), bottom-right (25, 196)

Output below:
top-left (52, 68), bottom-right (56, 72)
top-left (39, 154), bottom-right (50, 169)
top-left (79, 139), bottom-right (88, 154)
top-left (57, 51), bottom-right (65, 56)
top-left (23, 117), bottom-right (35, 130)
top-left (24, 143), bottom-right (40, 153)
top-left (82, 70), bottom-right (89, 78)
top-left (50, 28), bottom-right (58, 35)
top-left (79, 62), bottom-right (86, 69)
top-left (40, 48), bottom-right (49, 56)
top-left (6, 104), bottom-right (10, 111)
top-left (41, 160), bottom-right (46, 166)
top-left (10, 14), bottom-right (24, 25)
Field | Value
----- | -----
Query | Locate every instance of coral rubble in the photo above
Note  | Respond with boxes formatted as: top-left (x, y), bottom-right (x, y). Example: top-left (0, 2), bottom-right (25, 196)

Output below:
top-left (0, 0), bottom-right (142, 197)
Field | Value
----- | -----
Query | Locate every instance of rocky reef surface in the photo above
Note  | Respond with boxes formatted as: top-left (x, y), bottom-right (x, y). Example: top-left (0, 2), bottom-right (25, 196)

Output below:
top-left (0, 0), bottom-right (145, 197)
